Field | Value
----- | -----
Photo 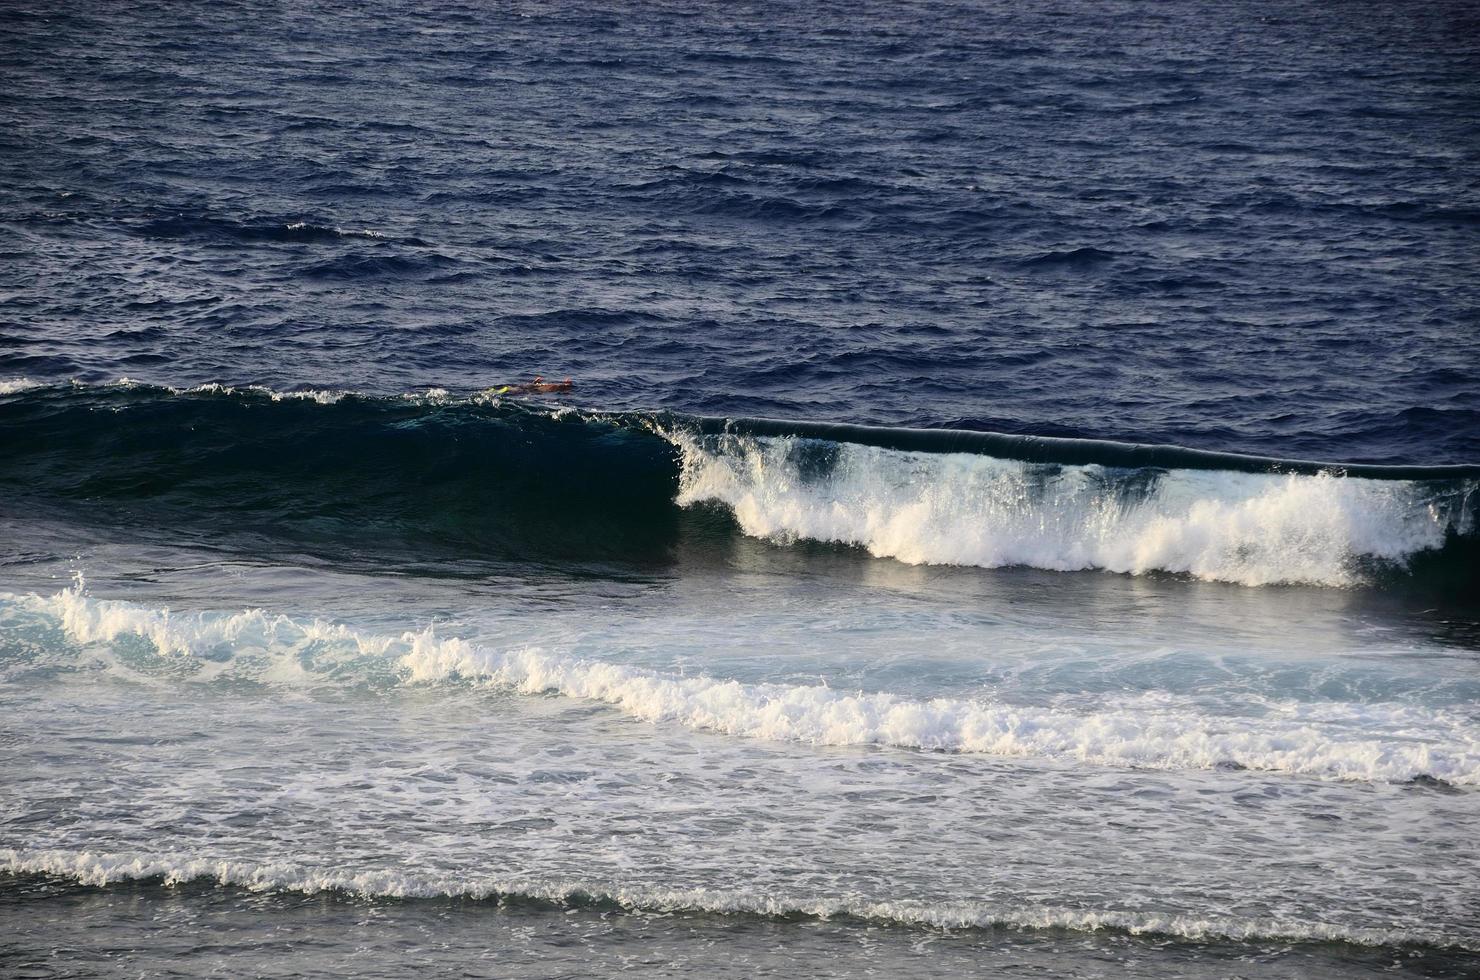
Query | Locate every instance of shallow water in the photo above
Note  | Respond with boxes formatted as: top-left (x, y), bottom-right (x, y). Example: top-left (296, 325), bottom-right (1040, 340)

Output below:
top-left (3, 506), bottom-right (1479, 975)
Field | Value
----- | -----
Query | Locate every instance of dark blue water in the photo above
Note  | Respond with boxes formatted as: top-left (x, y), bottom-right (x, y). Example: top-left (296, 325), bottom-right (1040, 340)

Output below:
top-left (3, 3), bottom-right (1480, 978)
top-left (4, 0), bottom-right (1478, 462)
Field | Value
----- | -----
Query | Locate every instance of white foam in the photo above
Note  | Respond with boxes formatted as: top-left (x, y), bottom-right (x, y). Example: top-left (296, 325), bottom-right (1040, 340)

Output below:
top-left (104, 378), bottom-right (452, 406)
top-left (100, 379), bottom-right (349, 404)
top-left (261, 386), bottom-right (346, 405)
top-left (16, 376), bottom-right (567, 409)
top-left (403, 387), bottom-right (452, 404)
top-left (668, 432), bottom-right (1473, 588)
top-left (11, 587), bottom-right (1479, 786)
top-left (285, 220), bottom-right (385, 239)
top-left (0, 377), bottom-right (41, 395)
top-left (196, 382), bottom-right (347, 404)
top-left (1, 847), bottom-right (1467, 950)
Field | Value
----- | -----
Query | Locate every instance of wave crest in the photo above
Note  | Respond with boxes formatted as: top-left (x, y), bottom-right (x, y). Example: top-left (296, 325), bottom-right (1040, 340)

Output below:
top-left (1, 382), bottom-right (1476, 588)
top-left (669, 431), bottom-right (1476, 588)
top-left (2, 847), bottom-right (1470, 951)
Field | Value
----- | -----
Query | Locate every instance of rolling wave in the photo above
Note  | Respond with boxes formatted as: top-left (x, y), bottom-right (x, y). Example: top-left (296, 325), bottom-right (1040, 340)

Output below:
top-left (8, 586), bottom-right (1477, 785)
top-left (1, 381), bottom-right (1475, 588)
top-left (0, 380), bottom-right (681, 563)
top-left (666, 429), bottom-right (1476, 588)
top-left (2, 847), bottom-right (1471, 952)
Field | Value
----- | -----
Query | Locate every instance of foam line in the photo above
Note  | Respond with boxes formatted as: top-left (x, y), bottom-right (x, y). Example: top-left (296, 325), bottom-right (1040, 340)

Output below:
top-left (10, 588), bottom-right (1479, 786)
top-left (667, 431), bottom-right (1475, 587)
top-left (2, 847), bottom-right (1470, 951)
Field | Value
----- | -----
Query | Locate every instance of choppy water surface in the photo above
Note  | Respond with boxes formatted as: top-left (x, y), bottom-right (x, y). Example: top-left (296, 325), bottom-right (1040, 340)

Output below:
top-left (3, 1), bottom-right (1479, 977)
top-left (6, 0), bottom-right (1480, 461)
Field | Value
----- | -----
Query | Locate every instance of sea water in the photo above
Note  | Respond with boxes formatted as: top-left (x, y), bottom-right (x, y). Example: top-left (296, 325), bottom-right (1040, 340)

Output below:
top-left (3, 1), bottom-right (1479, 977)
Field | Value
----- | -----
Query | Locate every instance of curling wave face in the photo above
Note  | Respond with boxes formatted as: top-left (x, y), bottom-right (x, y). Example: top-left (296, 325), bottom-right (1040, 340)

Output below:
top-left (7, 586), bottom-right (1477, 786)
top-left (1, 381), bottom-right (1476, 590)
top-left (0, 380), bottom-right (684, 564)
top-left (669, 431), bottom-right (1477, 588)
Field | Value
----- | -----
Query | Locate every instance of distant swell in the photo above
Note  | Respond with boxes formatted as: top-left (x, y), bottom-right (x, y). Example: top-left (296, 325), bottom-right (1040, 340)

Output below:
top-left (132, 214), bottom-right (415, 245)
top-left (2, 848), bottom-right (1471, 952)
top-left (9, 587), bottom-right (1479, 786)
top-left (0, 381), bottom-right (1476, 589)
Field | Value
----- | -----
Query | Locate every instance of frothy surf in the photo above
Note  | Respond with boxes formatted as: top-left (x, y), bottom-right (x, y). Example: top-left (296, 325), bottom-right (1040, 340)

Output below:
top-left (668, 431), bottom-right (1477, 588)
top-left (7, 586), bottom-right (1477, 786)
top-left (2, 847), bottom-right (1470, 952)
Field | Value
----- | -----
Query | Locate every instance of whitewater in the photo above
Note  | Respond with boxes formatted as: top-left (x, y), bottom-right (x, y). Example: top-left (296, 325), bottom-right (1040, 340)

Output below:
top-left (669, 429), bottom-right (1477, 587)
top-left (5, 549), bottom-right (1478, 968)
top-left (9, 585), bottom-right (1478, 786)
top-left (4, 398), bottom-right (1478, 978)
top-left (4, 846), bottom-right (1473, 953)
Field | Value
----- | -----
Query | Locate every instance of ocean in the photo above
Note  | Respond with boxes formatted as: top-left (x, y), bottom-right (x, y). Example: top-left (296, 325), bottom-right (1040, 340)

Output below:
top-left (2, 1), bottom-right (1479, 976)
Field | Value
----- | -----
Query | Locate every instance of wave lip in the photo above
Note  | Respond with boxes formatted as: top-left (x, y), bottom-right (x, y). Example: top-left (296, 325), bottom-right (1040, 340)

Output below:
top-left (664, 429), bottom-right (1477, 588)
top-left (676, 415), bottom-right (1480, 480)
top-left (3, 847), bottom-right (1472, 952)
top-left (12, 588), bottom-right (1480, 786)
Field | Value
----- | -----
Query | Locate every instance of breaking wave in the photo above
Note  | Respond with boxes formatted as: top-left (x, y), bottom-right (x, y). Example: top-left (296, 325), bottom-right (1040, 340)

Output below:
top-left (2, 847), bottom-right (1472, 951)
top-left (668, 429), bottom-right (1477, 588)
top-left (0, 377), bottom-right (41, 395)
top-left (0, 381), bottom-right (1475, 588)
top-left (7, 586), bottom-right (1478, 786)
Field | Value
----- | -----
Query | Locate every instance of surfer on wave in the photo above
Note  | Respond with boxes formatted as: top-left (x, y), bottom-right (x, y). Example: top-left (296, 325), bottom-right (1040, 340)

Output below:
top-left (487, 376), bottom-right (573, 396)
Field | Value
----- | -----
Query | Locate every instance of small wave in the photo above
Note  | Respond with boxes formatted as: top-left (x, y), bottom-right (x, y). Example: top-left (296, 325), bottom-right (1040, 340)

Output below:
top-left (166, 381), bottom-right (349, 405)
top-left (297, 251), bottom-right (457, 281)
top-left (10, 587), bottom-right (1479, 785)
top-left (1018, 246), bottom-right (1119, 268)
top-left (283, 220), bottom-right (389, 241)
top-left (1, 847), bottom-right (1469, 951)
top-left (134, 215), bottom-right (411, 246)
top-left (101, 378), bottom-right (349, 405)
top-left (0, 377), bottom-right (41, 395)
